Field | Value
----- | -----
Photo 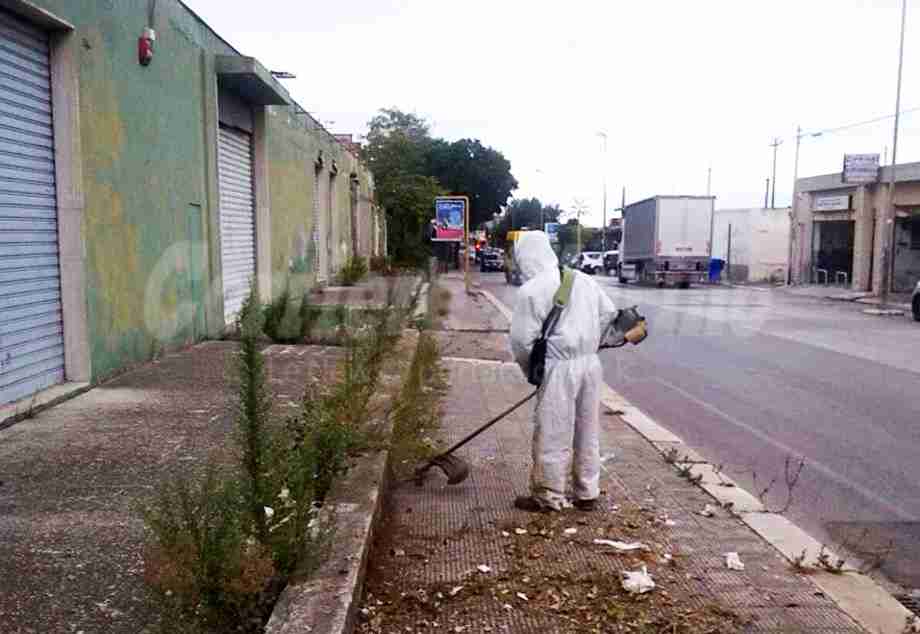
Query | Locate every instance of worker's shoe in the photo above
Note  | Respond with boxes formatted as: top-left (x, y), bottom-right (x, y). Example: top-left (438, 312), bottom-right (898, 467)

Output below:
top-left (514, 496), bottom-right (553, 513)
top-left (573, 498), bottom-right (597, 512)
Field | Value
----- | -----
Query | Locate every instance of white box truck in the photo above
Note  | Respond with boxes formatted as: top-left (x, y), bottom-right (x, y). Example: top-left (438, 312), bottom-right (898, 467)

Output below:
top-left (618, 196), bottom-right (714, 288)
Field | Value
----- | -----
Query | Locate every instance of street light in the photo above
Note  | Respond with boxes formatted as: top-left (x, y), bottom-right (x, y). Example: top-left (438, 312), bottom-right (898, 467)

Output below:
top-left (597, 132), bottom-right (608, 251)
top-left (536, 168), bottom-right (545, 229)
top-left (881, 0), bottom-right (907, 304)
top-left (789, 126), bottom-right (823, 283)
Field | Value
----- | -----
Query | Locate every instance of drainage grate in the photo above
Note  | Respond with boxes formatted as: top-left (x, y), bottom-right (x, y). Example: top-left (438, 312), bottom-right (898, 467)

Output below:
top-left (896, 593), bottom-right (920, 617)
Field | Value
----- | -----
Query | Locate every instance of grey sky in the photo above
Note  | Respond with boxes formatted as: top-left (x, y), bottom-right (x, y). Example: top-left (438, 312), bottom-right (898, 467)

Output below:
top-left (185, 0), bottom-right (919, 226)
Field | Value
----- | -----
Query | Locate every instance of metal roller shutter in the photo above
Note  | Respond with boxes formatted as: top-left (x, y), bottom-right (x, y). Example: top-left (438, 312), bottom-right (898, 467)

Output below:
top-left (0, 10), bottom-right (63, 406)
top-left (218, 125), bottom-right (255, 324)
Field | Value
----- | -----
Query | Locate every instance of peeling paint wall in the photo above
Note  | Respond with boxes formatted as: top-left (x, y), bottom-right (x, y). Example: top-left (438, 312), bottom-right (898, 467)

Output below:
top-left (29, 0), bottom-right (375, 384)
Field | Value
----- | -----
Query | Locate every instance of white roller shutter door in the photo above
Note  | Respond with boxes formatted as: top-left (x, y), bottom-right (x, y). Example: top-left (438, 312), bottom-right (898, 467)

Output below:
top-left (218, 125), bottom-right (255, 324)
top-left (0, 10), bottom-right (63, 406)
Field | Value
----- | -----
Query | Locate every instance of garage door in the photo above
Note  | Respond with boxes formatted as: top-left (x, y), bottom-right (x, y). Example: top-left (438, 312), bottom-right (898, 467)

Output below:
top-left (0, 11), bottom-right (63, 406)
top-left (218, 125), bottom-right (255, 324)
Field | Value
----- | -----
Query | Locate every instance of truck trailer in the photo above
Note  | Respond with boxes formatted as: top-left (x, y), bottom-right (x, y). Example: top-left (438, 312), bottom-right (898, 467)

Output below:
top-left (618, 196), bottom-right (714, 288)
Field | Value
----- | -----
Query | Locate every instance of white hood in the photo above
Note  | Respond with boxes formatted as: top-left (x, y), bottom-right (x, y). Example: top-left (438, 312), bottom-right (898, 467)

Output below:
top-left (514, 231), bottom-right (558, 282)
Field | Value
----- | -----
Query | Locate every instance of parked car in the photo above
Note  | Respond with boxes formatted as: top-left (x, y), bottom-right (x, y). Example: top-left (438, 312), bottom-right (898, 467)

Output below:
top-left (913, 280), bottom-right (920, 322)
top-left (603, 250), bottom-right (619, 275)
top-left (574, 251), bottom-right (604, 274)
top-left (480, 248), bottom-right (505, 272)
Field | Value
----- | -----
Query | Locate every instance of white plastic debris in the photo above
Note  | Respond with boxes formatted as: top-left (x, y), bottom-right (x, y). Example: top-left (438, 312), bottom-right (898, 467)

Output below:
top-left (263, 506), bottom-right (275, 520)
top-left (621, 566), bottom-right (656, 594)
top-left (664, 519), bottom-right (677, 527)
top-left (724, 552), bottom-right (745, 571)
top-left (593, 539), bottom-right (649, 552)
top-left (277, 487), bottom-right (290, 501)
top-left (514, 528), bottom-right (528, 535)
top-left (699, 504), bottom-right (716, 517)
top-left (392, 548), bottom-right (405, 557)
top-left (564, 528), bottom-right (578, 535)
top-left (516, 592), bottom-right (529, 602)
top-left (477, 564), bottom-right (492, 574)
top-left (906, 615), bottom-right (920, 633)
top-left (449, 586), bottom-right (464, 597)
top-left (501, 531), bottom-right (510, 537)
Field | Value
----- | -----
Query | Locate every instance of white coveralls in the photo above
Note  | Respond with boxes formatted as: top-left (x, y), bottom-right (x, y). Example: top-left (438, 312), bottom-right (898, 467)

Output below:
top-left (510, 232), bottom-right (618, 510)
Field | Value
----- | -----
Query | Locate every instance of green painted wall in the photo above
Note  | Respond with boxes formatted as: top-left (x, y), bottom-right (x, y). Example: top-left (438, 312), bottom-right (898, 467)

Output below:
top-left (29, 0), bottom-right (374, 383)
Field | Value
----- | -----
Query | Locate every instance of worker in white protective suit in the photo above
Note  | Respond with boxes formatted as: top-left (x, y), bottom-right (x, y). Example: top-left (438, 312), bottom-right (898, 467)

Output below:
top-left (510, 232), bottom-right (618, 512)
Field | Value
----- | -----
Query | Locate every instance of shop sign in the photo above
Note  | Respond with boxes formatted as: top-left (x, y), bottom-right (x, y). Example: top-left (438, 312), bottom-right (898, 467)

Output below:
top-left (814, 195), bottom-right (850, 212)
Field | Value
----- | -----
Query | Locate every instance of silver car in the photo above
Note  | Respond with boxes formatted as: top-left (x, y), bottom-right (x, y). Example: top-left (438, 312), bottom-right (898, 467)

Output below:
top-left (913, 280), bottom-right (920, 322)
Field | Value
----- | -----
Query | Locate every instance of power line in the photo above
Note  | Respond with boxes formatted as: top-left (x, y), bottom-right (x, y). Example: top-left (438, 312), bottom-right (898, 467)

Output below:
top-left (799, 105), bottom-right (920, 140)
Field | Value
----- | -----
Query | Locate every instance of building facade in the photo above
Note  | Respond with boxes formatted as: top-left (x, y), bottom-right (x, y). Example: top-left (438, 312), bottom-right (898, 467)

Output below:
top-left (0, 0), bottom-right (382, 407)
top-left (790, 162), bottom-right (920, 292)
top-left (712, 208), bottom-right (790, 283)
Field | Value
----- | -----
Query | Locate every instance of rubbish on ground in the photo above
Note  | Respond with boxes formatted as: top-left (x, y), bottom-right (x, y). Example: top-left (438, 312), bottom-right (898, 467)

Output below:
top-left (392, 548), bottom-right (405, 557)
top-left (501, 531), bottom-right (510, 537)
top-left (724, 552), bottom-right (745, 571)
top-left (450, 586), bottom-right (463, 597)
top-left (699, 504), bottom-right (716, 517)
top-left (277, 487), bottom-right (290, 501)
top-left (263, 506), bottom-right (275, 520)
top-left (516, 592), bottom-right (529, 601)
top-left (514, 528), bottom-right (527, 535)
top-left (621, 566), bottom-right (656, 594)
top-left (660, 553), bottom-right (673, 564)
top-left (502, 603), bottom-right (512, 611)
top-left (564, 527), bottom-right (577, 535)
top-left (477, 564), bottom-right (492, 573)
top-left (594, 538), bottom-right (649, 552)
top-left (664, 519), bottom-right (677, 526)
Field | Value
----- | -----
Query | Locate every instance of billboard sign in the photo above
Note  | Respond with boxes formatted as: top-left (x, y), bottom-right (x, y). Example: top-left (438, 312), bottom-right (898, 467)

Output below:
top-left (544, 222), bottom-right (560, 243)
top-left (432, 197), bottom-right (467, 242)
top-left (842, 154), bottom-right (880, 184)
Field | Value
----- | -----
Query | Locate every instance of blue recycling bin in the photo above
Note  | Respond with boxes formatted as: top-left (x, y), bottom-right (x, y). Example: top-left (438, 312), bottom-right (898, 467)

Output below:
top-left (709, 258), bottom-right (725, 283)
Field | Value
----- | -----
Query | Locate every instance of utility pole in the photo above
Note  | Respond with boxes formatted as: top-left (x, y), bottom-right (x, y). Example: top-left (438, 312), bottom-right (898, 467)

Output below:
top-left (764, 178), bottom-right (770, 208)
top-left (881, 0), bottom-right (907, 304)
top-left (789, 126), bottom-right (802, 284)
top-left (769, 137), bottom-right (783, 208)
top-left (706, 166), bottom-right (712, 197)
top-left (597, 132), bottom-right (608, 251)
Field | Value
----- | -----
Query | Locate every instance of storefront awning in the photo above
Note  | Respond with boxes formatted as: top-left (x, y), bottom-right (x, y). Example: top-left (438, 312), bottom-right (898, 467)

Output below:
top-left (215, 56), bottom-right (291, 106)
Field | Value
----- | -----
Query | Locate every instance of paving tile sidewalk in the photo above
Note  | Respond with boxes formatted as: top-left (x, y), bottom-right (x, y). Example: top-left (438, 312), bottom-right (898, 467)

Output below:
top-left (0, 342), bottom-right (345, 634)
top-left (358, 277), bottom-right (864, 633)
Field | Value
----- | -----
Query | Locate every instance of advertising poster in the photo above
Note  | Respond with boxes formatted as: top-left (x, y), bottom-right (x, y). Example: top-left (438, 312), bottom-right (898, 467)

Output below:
top-left (544, 222), bottom-right (560, 243)
top-left (433, 197), bottom-right (467, 242)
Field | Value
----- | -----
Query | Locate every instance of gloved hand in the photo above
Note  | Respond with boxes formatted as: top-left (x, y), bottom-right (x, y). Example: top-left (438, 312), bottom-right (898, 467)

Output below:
top-left (600, 306), bottom-right (648, 349)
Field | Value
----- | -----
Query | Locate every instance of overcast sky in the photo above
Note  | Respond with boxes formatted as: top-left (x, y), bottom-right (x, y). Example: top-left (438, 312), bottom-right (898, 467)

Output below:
top-left (184, 0), bottom-right (919, 226)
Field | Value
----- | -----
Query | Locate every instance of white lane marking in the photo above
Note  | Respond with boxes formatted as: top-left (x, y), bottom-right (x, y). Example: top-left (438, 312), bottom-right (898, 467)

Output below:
top-left (653, 376), bottom-right (918, 522)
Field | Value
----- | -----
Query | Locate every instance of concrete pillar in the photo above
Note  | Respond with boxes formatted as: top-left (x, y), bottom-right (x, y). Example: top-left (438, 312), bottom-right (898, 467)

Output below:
top-left (871, 184), bottom-right (889, 294)
top-left (852, 186), bottom-right (873, 291)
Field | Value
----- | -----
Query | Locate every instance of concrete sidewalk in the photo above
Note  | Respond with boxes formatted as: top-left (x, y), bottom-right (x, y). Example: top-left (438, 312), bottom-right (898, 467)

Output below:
top-left (0, 342), bottom-right (345, 634)
top-left (782, 284), bottom-right (913, 311)
top-left (357, 276), bottom-right (882, 633)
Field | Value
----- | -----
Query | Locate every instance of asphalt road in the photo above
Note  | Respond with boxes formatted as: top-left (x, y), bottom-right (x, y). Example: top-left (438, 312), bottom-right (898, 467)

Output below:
top-left (481, 271), bottom-right (920, 590)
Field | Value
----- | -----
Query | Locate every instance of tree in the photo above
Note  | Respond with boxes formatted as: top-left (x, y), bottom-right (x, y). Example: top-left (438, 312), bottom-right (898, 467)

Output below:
top-left (362, 109), bottom-right (444, 264)
top-left (361, 108), bottom-right (518, 263)
top-left (426, 138), bottom-right (518, 227)
top-left (492, 198), bottom-right (563, 239)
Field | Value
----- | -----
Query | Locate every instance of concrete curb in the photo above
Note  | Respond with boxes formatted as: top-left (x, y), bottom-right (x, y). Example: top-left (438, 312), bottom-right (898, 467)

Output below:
top-left (482, 289), bottom-right (914, 634)
top-left (265, 330), bottom-right (420, 634)
top-left (0, 381), bottom-right (91, 431)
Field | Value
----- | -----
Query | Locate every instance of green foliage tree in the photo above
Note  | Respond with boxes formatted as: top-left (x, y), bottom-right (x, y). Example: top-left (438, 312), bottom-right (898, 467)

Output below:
top-left (361, 108), bottom-right (518, 263)
top-left (426, 138), bottom-right (518, 227)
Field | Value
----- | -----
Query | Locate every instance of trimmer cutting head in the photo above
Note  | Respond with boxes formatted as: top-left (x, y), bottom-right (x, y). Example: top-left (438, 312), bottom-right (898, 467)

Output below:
top-left (414, 453), bottom-right (470, 486)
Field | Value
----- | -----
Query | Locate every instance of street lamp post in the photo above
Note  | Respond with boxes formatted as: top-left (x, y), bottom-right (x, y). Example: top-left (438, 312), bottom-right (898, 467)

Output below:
top-left (881, 0), bottom-right (907, 304)
top-left (597, 132), bottom-right (608, 251)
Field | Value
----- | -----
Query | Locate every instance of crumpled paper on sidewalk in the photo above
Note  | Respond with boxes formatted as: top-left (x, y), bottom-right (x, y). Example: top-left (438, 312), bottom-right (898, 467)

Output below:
top-left (621, 565), bottom-right (655, 594)
top-left (724, 552), bottom-right (745, 571)
top-left (594, 539), bottom-right (649, 552)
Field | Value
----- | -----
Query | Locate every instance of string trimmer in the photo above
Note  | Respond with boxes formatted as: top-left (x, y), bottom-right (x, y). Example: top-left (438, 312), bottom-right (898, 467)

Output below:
top-left (413, 390), bottom-right (538, 486)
